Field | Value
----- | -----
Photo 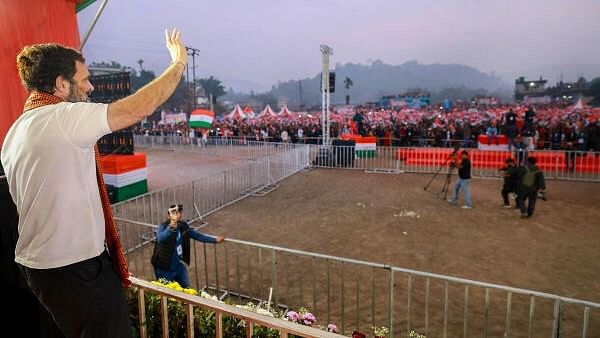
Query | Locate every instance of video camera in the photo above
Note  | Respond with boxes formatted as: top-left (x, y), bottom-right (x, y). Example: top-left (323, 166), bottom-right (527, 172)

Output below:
top-left (537, 190), bottom-right (548, 201)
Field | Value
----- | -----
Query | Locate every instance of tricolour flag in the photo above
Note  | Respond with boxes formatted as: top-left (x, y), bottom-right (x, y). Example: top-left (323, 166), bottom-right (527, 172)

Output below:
top-left (189, 109), bottom-right (214, 129)
top-left (355, 137), bottom-right (376, 158)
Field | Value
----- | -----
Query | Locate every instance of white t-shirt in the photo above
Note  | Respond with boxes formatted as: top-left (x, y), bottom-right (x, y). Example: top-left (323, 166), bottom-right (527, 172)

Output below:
top-left (1, 102), bottom-right (112, 269)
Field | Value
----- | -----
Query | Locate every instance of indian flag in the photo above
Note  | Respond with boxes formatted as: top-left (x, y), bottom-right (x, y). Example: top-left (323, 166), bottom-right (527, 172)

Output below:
top-left (189, 109), bottom-right (214, 128)
top-left (355, 137), bottom-right (376, 158)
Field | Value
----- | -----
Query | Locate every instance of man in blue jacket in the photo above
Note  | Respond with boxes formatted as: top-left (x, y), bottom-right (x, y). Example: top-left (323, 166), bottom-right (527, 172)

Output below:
top-left (151, 204), bottom-right (225, 288)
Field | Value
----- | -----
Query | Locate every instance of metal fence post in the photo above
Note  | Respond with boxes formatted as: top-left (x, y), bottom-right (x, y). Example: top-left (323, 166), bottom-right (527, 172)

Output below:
top-left (505, 291), bottom-right (512, 338)
top-left (271, 248), bottom-right (278, 307)
top-left (388, 268), bottom-right (394, 338)
top-left (552, 299), bottom-right (561, 338)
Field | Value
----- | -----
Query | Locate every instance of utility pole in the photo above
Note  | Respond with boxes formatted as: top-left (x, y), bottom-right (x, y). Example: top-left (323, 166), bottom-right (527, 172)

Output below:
top-left (186, 47), bottom-right (200, 109)
top-left (320, 44), bottom-right (333, 145)
top-left (185, 54), bottom-right (190, 110)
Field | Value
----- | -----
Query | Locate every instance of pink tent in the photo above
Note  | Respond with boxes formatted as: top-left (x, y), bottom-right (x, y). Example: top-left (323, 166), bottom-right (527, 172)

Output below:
top-left (278, 106), bottom-right (295, 120)
top-left (573, 97), bottom-right (586, 110)
top-left (226, 104), bottom-right (247, 120)
top-left (257, 105), bottom-right (277, 119)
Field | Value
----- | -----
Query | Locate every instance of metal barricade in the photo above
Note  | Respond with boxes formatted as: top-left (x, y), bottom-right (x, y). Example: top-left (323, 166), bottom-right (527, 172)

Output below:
top-left (306, 144), bottom-right (600, 182)
top-left (119, 221), bottom-right (600, 338)
top-left (134, 135), bottom-right (306, 160)
top-left (112, 144), bottom-right (310, 224)
top-left (113, 141), bottom-right (600, 337)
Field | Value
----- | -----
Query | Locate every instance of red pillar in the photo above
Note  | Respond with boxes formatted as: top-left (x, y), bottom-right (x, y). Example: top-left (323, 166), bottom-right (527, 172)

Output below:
top-left (0, 0), bottom-right (81, 145)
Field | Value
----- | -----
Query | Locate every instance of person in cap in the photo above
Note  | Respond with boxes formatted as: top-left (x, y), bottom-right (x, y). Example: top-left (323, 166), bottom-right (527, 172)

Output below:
top-left (151, 204), bottom-right (225, 288)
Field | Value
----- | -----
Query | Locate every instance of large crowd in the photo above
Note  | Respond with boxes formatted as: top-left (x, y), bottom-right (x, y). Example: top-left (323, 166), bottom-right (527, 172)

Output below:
top-left (134, 102), bottom-right (600, 151)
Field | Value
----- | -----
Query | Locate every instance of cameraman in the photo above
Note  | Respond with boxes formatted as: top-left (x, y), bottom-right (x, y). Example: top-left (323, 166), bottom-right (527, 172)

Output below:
top-left (499, 158), bottom-right (519, 208)
top-left (448, 150), bottom-right (473, 209)
top-left (516, 157), bottom-right (546, 218)
top-left (152, 204), bottom-right (225, 288)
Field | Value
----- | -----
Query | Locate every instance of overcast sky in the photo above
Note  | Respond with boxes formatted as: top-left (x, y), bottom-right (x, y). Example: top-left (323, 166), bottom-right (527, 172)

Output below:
top-left (77, 0), bottom-right (600, 92)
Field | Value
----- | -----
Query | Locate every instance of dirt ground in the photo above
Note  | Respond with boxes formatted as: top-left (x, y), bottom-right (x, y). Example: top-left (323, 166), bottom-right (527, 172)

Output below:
top-left (139, 149), bottom-right (600, 336)
top-left (142, 148), bottom-right (249, 190)
top-left (205, 169), bottom-right (600, 301)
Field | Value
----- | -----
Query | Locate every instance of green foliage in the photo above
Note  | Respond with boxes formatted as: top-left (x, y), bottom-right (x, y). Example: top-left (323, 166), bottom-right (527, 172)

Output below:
top-left (162, 78), bottom-right (190, 112)
top-left (131, 69), bottom-right (157, 92)
top-left (590, 77), bottom-right (600, 99)
top-left (252, 92), bottom-right (279, 110)
top-left (197, 76), bottom-right (226, 105)
top-left (127, 288), bottom-right (314, 338)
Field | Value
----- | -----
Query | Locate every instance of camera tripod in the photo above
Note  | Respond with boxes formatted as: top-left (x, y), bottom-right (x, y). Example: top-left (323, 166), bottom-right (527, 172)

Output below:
top-left (424, 145), bottom-right (460, 201)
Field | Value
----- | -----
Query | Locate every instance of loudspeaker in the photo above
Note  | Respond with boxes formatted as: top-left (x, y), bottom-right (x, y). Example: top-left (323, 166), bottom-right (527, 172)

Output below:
top-left (90, 72), bottom-right (135, 155)
top-left (319, 71), bottom-right (336, 93)
top-left (329, 71), bottom-right (336, 93)
top-left (89, 72), bottom-right (131, 103)
top-left (97, 129), bottom-right (135, 155)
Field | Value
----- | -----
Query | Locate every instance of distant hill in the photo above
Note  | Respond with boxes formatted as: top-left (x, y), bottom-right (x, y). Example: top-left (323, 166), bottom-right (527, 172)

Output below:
top-left (269, 60), bottom-right (512, 106)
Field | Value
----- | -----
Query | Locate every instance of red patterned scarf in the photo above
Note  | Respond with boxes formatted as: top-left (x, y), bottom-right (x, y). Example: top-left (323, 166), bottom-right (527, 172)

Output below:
top-left (24, 91), bottom-right (131, 287)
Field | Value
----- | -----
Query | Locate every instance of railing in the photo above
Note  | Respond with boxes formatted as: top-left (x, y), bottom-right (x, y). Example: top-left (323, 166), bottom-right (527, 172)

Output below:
top-left (130, 276), bottom-right (344, 338)
top-left (112, 143), bottom-right (309, 225)
top-left (115, 139), bottom-right (600, 336)
top-left (307, 144), bottom-right (600, 182)
top-left (133, 135), bottom-right (600, 182)
top-left (135, 133), bottom-right (597, 151)
top-left (134, 134), bottom-right (308, 160)
top-left (120, 220), bottom-right (600, 338)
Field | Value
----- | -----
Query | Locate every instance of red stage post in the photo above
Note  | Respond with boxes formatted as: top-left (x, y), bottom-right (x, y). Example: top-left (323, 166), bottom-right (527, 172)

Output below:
top-left (0, 0), bottom-right (81, 145)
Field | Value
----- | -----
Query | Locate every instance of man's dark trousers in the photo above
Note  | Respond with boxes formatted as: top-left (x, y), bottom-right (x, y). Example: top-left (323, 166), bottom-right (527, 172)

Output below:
top-left (20, 250), bottom-right (131, 338)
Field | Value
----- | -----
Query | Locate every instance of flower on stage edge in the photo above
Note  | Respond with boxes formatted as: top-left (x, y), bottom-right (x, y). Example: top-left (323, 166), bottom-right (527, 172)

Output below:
top-left (151, 279), bottom-right (200, 296)
top-left (302, 312), bottom-right (316, 326)
top-left (285, 310), bottom-right (300, 322)
top-left (372, 325), bottom-right (390, 337)
top-left (327, 323), bottom-right (338, 333)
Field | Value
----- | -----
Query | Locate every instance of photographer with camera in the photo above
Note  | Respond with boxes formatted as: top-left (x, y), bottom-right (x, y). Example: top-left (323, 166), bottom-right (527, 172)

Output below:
top-left (447, 150), bottom-right (473, 209)
top-left (499, 158), bottom-right (519, 208)
top-left (516, 157), bottom-right (546, 218)
top-left (152, 204), bottom-right (225, 288)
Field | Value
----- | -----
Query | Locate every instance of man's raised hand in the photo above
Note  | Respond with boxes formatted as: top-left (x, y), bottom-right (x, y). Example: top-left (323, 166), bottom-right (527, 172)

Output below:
top-left (165, 29), bottom-right (188, 65)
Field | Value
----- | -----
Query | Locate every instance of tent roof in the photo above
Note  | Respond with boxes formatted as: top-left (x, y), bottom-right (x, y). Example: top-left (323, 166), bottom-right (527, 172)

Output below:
top-left (226, 104), bottom-right (247, 120)
top-left (257, 104), bottom-right (276, 119)
top-left (573, 97), bottom-right (586, 110)
top-left (278, 106), bottom-right (295, 118)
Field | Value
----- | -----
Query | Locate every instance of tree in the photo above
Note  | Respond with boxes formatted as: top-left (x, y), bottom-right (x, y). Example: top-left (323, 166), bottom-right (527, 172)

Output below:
top-left (591, 77), bottom-right (600, 99)
top-left (162, 78), bottom-right (190, 112)
top-left (251, 92), bottom-right (278, 110)
top-left (197, 76), bottom-right (226, 106)
top-left (344, 77), bottom-right (353, 105)
top-left (131, 69), bottom-right (156, 92)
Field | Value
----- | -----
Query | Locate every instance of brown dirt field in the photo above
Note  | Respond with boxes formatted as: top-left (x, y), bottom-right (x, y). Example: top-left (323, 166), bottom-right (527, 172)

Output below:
top-left (207, 169), bottom-right (600, 302)
top-left (135, 149), bottom-right (600, 336)
top-left (200, 169), bottom-right (600, 336)
top-left (142, 148), bottom-right (249, 191)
